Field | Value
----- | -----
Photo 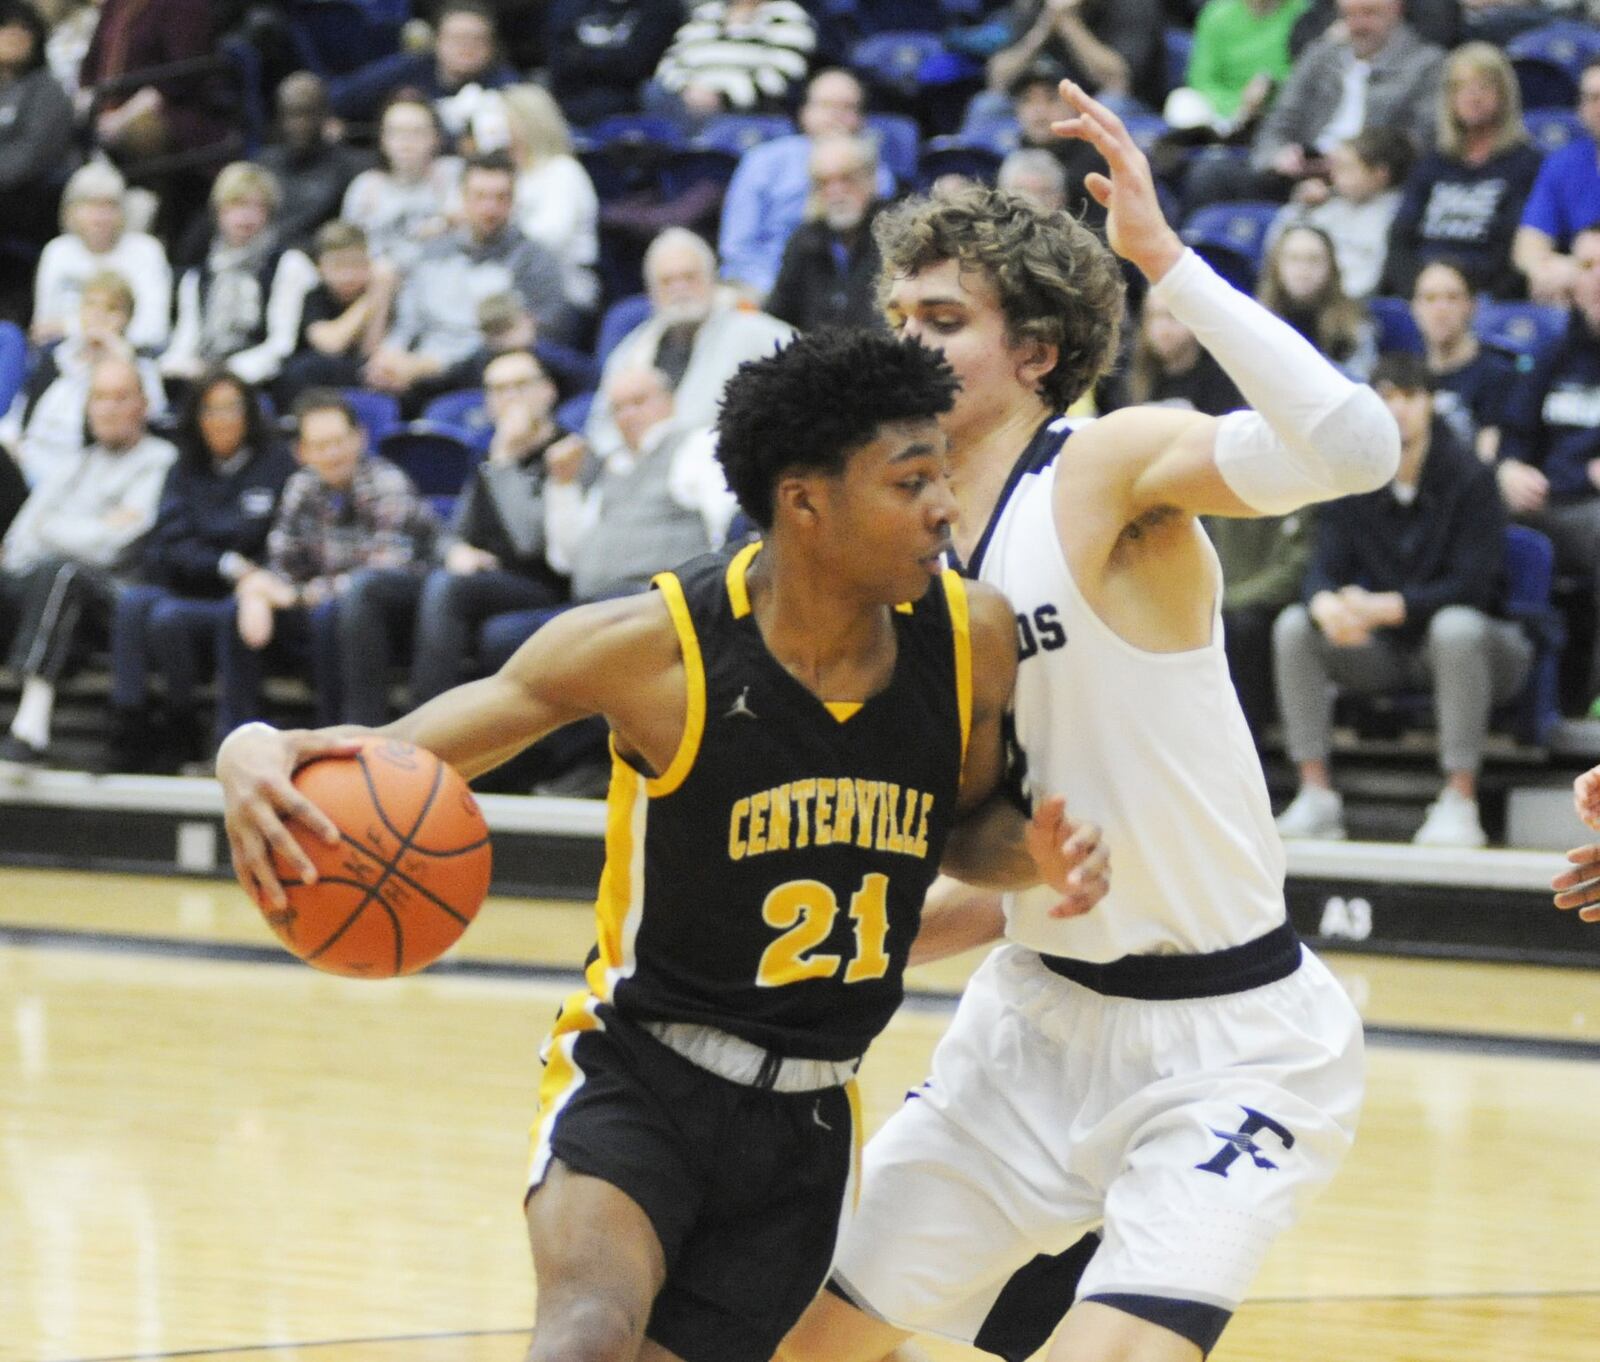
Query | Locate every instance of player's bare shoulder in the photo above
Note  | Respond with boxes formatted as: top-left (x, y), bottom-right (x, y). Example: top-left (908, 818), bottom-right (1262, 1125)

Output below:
top-left (962, 577), bottom-right (1020, 714)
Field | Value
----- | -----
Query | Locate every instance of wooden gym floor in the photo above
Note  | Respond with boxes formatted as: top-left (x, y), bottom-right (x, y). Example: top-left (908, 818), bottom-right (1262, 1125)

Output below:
top-left (2, 866), bottom-right (1599, 1362)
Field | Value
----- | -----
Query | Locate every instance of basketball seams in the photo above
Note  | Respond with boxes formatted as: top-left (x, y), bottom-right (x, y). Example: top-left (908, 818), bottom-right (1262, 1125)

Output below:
top-left (356, 746), bottom-right (490, 856)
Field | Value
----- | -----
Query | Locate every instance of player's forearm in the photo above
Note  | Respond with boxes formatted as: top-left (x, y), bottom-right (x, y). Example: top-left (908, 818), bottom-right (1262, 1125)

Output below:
top-left (1151, 249), bottom-right (1398, 513)
top-left (940, 794), bottom-right (1035, 889)
top-left (908, 876), bottom-right (1007, 967)
top-left (377, 675), bottom-right (564, 781)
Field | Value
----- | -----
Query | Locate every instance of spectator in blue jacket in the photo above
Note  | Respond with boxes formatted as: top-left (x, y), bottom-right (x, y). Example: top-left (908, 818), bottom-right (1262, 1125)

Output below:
top-left (1515, 56), bottom-right (1600, 306)
top-left (107, 369), bottom-right (294, 771)
top-left (1499, 222), bottom-right (1600, 710)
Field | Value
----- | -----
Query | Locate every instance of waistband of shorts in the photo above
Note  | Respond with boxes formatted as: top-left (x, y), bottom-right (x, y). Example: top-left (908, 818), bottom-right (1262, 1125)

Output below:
top-left (640, 1020), bottom-right (861, 1093)
top-left (1035, 920), bottom-right (1302, 1000)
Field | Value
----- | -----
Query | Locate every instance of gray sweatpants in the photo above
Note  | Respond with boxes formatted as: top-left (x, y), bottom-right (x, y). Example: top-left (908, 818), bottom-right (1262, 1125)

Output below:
top-left (1272, 604), bottom-right (1534, 774)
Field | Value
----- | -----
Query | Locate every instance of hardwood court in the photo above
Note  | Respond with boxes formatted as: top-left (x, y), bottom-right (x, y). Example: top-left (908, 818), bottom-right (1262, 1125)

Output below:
top-left (3, 867), bottom-right (1599, 1362)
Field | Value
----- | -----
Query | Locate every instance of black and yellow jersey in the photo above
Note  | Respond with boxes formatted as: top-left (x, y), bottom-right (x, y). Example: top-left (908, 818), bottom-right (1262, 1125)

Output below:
top-left (581, 539), bottom-right (974, 1063)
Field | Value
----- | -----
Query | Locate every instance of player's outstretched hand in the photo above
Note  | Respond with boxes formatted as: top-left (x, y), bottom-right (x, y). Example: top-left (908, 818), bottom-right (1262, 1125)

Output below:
top-left (1552, 843), bottom-right (1600, 922)
top-left (217, 724), bottom-right (362, 910)
top-left (1050, 78), bottom-right (1183, 281)
top-left (1025, 794), bottom-right (1109, 919)
top-left (1573, 764), bottom-right (1600, 830)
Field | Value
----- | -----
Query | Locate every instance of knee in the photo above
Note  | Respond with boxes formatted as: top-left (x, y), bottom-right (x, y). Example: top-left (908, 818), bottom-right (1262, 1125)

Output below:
top-left (1426, 606), bottom-right (1488, 657)
top-left (527, 1295), bottom-right (641, 1362)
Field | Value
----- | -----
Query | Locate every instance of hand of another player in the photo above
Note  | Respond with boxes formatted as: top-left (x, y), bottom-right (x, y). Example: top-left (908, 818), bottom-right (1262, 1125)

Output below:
top-left (217, 724), bottom-right (364, 911)
top-left (1025, 794), bottom-right (1109, 919)
top-left (1551, 842), bottom-right (1600, 921)
top-left (1050, 79), bottom-right (1183, 281)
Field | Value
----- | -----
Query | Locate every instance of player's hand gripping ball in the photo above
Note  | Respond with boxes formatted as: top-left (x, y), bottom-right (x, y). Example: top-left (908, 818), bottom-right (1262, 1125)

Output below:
top-left (257, 738), bottom-right (492, 977)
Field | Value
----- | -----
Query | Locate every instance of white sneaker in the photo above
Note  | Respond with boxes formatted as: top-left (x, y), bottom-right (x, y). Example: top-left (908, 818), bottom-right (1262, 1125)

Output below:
top-left (1275, 786), bottom-right (1346, 840)
top-left (1412, 790), bottom-right (1487, 849)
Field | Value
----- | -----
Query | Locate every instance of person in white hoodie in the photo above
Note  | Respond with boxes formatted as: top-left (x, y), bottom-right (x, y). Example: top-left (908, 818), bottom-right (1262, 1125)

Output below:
top-left (0, 356), bottom-right (175, 770)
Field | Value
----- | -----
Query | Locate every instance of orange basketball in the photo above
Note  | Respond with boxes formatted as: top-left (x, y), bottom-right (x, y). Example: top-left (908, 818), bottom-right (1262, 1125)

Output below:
top-left (256, 738), bottom-right (492, 978)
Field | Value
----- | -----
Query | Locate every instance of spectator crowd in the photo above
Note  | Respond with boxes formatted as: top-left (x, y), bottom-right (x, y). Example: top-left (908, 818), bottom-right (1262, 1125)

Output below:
top-left (0, 0), bottom-right (1596, 840)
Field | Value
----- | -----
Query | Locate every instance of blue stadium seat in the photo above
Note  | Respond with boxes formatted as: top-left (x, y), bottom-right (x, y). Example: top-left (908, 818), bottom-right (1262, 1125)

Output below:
top-left (697, 114), bottom-right (796, 156)
top-left (421, 389), bottom-right (493, 452)
top-left (1475, 300), bottom-right (1568, 359)
top-left (580, 114), bottom-right (687, 152)
top-left (957, 108), bottom-right (1020, 156)
top-left (285, 0), bottom-right (404, 79)
top-left (341, 389), bottom-right (401, 447)
top-left (1179, 200), bottom-right (1279, 292)
top-left (864, 112), bottom-right (921, 185)
top-left (1525, 108), bottom-right (1586, 155)
top-left (917, 137), bottom-right (1003, 190)
top-left (0, 321), bottom-right (28, 418)
top-left (850, 32), bottom-right (954, 97)
top-left (596, 293), bottom-right (652, 366)
top-left (1368, 296), bottom-right (1423, 355)
top-left (1164, 27), bottom-right (1194, 95)
top-left (1507, 21), bottom-right (1600, 110)
top-left (379, 425), bottom-right (480, 497)
top-left (659, 146), bottom-right (741, 200)
top-left (1121, 112), bottom-right (1170, 154)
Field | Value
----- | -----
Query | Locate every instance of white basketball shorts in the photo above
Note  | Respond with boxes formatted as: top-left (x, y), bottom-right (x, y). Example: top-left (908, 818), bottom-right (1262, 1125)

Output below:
top-left (830, 941), bottom-right (1364, 1355)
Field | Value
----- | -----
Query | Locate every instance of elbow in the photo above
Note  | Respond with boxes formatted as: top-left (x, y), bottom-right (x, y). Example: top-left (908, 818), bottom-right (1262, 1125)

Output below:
top-left (1308, 384), bottom-right (1400, 497)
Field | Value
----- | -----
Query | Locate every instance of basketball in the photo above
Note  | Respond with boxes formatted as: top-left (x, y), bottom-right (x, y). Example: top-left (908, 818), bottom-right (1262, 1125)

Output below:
top-left (255, 737), bottom-right (493, 978)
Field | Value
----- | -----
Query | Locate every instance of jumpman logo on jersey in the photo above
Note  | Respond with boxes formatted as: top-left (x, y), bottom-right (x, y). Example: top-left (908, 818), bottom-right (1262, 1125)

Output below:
top-left (1195, 1106), bottom-right (1295, 1177)
top-left (725, 686), bottom-right (758, 721)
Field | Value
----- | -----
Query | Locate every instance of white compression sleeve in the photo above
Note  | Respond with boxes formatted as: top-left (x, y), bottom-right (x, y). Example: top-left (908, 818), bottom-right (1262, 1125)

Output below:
top-left (1149, 248), bottom-right (1399, 514)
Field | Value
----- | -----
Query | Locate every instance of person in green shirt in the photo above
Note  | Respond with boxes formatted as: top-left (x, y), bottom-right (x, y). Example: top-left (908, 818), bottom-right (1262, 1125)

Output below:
top-left (1165, 0), bottom-right (1308, 135)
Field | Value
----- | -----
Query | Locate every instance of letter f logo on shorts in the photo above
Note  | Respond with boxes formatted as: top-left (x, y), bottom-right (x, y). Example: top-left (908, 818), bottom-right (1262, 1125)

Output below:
top-left (1194, 1106), bottom-right (1295, 1178)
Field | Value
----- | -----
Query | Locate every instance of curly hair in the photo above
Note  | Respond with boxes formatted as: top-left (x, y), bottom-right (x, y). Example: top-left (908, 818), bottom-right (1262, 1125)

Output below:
top-left (716, 330), bottom-right (959, 530)
top-left (873, 183), bottom-right (1126, 412)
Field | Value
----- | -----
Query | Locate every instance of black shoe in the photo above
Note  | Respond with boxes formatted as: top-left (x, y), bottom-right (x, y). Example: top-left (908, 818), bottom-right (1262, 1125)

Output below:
top-left (0, 733), bottom-right (48, 777)
top-left (530, 762), bottom-right (611, 800)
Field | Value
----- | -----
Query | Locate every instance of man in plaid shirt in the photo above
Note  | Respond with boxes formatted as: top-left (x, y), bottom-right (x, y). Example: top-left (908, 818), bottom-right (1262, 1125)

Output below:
top-left (215, 389), bottom-right (435, 742)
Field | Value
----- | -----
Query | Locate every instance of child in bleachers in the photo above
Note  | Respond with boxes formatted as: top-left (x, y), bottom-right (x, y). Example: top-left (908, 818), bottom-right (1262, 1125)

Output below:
top-left (277, 220), bottom-right (399, 402)
top-left (4, 270), bottom-right (165, 486)
top-left (1268, 127), bottom-right (1413, 300)
top-left (32, 161), bottom-right (172, 352)
top-left (339, 95), bottom-right (463, 276)
top-left (1257, 223), bottom-right (1376, 377)
top-left (159, 163), bottom-right (319, 389)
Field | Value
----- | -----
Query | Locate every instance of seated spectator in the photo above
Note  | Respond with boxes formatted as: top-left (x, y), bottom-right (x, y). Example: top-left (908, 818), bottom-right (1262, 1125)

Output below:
top-left (1515, 57), bottom-right (1600, 307)
top-left (327, 0), bottom-right (515, 135)
top-left (494, 84), bottom-right (600, 317)
top-left (405, 349), bottom-right (576, 703)
top-left (1498, 223), bottom-right (1600, 712)
top-left (215, 390), bottom-right (436, 737)
top-left (5, 270), bottom-right (164, 485)
top-left (277, 221), bottom-right (399, 401)
top-left (482, 363), bottom-right (736, 795)
top-left (1162, 0), bottom-right (1306, 137)
top-left (1274, 353), bottom-right (1532, 847)
top-left (717, 69), bottom-right (894, 299)
top-left (1111, 292), bottom-right (1246, 413)
top-left (1187, 0), bottom-right (1443, 210)
top-left (340, 95), bottom-right (464, 277)
top-left (1269, 126), bottom-right (1412, 299)
top-left (0, 0), bottom-right (73, 249)
top-left (587, 227), bottom-right (792, 461)
top-left (366, 152), bottom-right (574, 399)
top-left (107, 369), bottom-right (294, 771)
top-left (1258, 223), bottom-right (1376, 376)
top-left (1458, 0), bottom-right (1569, 47)
top-left (987, 0), bottom-right (1168, 112)
top-left (650, 0), bottom-right (816, 129)
top-left (997, 147), bottom-right (1069, 211)
top-left (1411, 259), bottom-right (1515, 462)
top-left (257, 72), bottom-right (375, 255)
top-left (545, 0), bottom-right (682, 126)
top-left (408, 290), bottom-right (598, 412)
top-left (1007, 56), bottom-right (1108, 231)
top-left (160, 162), bottom-right (319, 388)
top-left (44, 0), bottom-right (96, 101)
top-left (33, 160), bottom-right (172, 352)
top-left (1386, 42), bottom-right (1542, 300)
top-left (764, 135), bottom-right (885, 333)
top-left (0, 356), bottom-right (176, 770)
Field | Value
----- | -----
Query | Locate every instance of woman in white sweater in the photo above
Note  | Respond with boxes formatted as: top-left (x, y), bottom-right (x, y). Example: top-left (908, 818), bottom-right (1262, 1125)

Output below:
top-left (33, 160), bottom-right (172, 352)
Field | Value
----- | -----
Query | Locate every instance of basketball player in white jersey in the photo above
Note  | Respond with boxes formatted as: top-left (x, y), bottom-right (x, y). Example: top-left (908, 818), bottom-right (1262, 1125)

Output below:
top-left (778, 81), bottom-right (1400, 1362)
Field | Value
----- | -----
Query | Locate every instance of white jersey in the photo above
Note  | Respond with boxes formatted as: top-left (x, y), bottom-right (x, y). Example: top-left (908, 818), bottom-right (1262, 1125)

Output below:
top-left (971, 418), bottom-right (1286, 960)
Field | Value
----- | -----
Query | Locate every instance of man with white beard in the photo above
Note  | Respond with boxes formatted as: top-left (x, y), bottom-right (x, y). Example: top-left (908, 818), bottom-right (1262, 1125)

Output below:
top-left (765, 134), bottom-right (887, 333)
top-left (583, 227), bottom-right (791, 462)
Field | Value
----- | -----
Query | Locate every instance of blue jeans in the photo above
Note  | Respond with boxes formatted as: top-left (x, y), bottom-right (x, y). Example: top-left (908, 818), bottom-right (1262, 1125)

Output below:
top-left (214, 596), bottom-right (345, 745)
top-left (410, 566), bottom-right (565, 703)
top-left (110, 584), bottom-right (233, 713)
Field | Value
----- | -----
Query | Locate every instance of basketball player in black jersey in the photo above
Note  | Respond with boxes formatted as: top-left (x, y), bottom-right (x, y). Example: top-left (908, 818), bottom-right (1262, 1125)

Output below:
top-left (217, 330), bottom-right (1109, 1362)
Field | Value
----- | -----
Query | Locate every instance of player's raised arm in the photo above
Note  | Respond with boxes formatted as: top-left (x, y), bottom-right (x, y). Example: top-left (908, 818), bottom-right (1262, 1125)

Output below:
top-left (218, 592), bottom-right (682, 907)
top-left (1052, 78), bottom-right (1399, 522)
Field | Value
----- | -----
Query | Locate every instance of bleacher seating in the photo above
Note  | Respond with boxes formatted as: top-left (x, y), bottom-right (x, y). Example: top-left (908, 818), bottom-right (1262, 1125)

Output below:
top-left (342, 389), bottom-right (402, 447)
top-left (1368, 296), bottom-right (1423, 355)
top-left (1476, 300), bottom-right (1569, 359)
top-left (420, 390), bottom-right (493, 452)
top-left (1507, 20), bottom-right (1600, 110)
top-left (1526, 108), bottom-right (1586, 155)
top-left (864, 112), bottom-right (921, 185)
top-left (1179, 200), bottom-right (1279, 292)
top-left (916, 137), bottom-right (1003, 190)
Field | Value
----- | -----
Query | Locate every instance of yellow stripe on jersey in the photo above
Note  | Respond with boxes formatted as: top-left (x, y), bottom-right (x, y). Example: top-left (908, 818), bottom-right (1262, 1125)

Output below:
top-left (527, 990), bottom-right (602, 1190)
top-left (647, 570), bottom-right (707, 797)
top-left (940, 569), bottom-right (973, 777)
top-left (588, 757), bottom-right (644, 999)
top-left (846, 1078), bottom-right (864, 1207)
top-left (725, 539), bottom-right (762, 618)
top-left (824, 700), bottom-right (863, 723)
